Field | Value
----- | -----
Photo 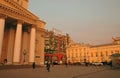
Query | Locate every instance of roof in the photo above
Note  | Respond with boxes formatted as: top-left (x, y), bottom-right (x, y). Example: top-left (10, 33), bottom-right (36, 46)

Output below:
top-left (91, 43), bottom-right (119, 47)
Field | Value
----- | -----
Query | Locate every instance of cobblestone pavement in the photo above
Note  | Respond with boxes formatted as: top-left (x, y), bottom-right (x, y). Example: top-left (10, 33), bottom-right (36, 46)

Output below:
top-left (0, 65), bottom-right (120, 78)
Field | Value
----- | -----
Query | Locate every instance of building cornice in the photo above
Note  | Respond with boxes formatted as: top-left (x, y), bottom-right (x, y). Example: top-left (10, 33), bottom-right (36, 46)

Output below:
top-left (0, 0), bottom-right (39, 25)
top-left (91, 43), bottom-right (120, 48)
top-left (25, 0), bottom-right (28, 2)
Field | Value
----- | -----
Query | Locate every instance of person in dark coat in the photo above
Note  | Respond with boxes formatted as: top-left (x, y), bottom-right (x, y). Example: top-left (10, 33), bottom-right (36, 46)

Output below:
top-left (65, 61), bottom-right (68, 67)
top-left (32, 62), bottom-right (36, 69)
top-left (109, 60), bottom-right (112, 68)
top-left (4, 58), bottom-right (7, 65)
top-left (46, 61), bottom-right (50, 72)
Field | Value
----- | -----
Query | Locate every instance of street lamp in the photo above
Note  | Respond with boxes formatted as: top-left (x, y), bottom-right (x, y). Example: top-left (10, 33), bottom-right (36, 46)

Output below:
top-left (23, 50), bottom-right (26, 62)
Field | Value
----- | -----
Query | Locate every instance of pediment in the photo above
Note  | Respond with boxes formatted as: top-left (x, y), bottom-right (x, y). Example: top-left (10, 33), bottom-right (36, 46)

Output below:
top-left (0, 0), bottom-right (38, 25)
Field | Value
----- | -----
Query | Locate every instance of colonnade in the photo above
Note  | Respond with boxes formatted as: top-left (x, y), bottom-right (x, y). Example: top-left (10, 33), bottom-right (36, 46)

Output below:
top-left (0, 16), bottom-right (36, 64)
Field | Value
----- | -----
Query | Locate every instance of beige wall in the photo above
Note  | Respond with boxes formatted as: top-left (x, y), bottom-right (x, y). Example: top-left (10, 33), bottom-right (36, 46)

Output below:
top-left (66, 42), bottom-right (120, 63)
top-left (35, 21), bottom-right (46, 65)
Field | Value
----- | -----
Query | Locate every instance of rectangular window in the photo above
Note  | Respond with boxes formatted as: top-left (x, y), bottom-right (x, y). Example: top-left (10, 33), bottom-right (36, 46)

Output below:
top-left (76, 49), bottom-right (77, 52)
top-left (91, 53), bottom-right (93, 57)
top-left (96, 52), bottom-right (98, 57)
top-left (101, 52), bottom-right (103, 57)
top-left (80, 53), bottom-right (81, 57)
top-left (76, 53), bottom-right (78, 57)
top-left (106, 51), bottom-right (108, 56)
top-left (111, 51), bottom-right (113, 54)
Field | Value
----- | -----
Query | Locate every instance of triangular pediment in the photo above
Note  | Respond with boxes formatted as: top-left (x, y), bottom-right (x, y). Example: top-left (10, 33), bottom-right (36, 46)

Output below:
top-left (0, 0), bottom-right (38, 25)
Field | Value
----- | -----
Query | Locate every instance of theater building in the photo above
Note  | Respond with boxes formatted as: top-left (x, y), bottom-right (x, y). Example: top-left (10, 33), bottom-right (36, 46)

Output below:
top-left (66, 37), bottom-right (120, 63)
top-left (0, 0), bottom-right (46, 65)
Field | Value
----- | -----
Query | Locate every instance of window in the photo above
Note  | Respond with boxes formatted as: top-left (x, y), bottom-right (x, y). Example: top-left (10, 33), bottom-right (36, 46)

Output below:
top-left (91, 53), bottom-right (93, 57)
top-left (79, 49), bottom-right (81, 52)
top-left (75, 49), bottom-right (77, 52)
top-left (111, 50), bottom-right (113, 54)
top-left (106, 51), bottom-right (108, 56)
top-left (68, 53), bottom-right (70, 57)
top-left (80, 53), bottom-right (81, 57)
top-left (101, 52), bottom-right (103, 57)
top-left (72, 53), bottom-right (74, 57)
top-left (115, 50), bottom-right (119, 53)
top-left (76, 53), bottom-right (78, 57)
top-left (96, 52), bottom-right (98, 57)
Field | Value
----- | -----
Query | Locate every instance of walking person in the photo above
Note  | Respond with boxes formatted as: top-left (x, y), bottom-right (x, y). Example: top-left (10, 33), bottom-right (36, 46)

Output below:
top-left (109, 60), bottom-right (112, 68)
top-left (4, 58), bottom-right (7, 64)
top-left (46, 61), bottom-right (50, 72)
top-left (65, 61), bottom-right (68, 67)
top-left (32, 62), bottom-right (36, 69)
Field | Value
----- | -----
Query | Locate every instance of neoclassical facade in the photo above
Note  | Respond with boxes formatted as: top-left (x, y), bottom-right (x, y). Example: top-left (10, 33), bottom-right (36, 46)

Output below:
top-left (0, 0), bottom-right (46, 65)
top-left (66, 37), bottom-right (120, 63)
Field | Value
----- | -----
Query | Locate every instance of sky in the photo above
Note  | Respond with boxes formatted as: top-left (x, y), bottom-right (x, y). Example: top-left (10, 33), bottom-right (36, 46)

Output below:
top-left (28, 0), bottom-right (120, 45)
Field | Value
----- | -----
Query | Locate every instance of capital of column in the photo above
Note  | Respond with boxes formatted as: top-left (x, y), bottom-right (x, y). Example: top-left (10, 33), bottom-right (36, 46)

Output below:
top-left (17, 20), bottom-right (24, 24)
top-left (31, 24), bottom-right (36, 28)
top-left (0, 14), bottom-right (7, 19)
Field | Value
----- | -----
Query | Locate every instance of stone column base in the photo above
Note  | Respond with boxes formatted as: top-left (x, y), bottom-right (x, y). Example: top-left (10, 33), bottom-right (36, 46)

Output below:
top-left (29, 62), bottom-right (33, 65)
top-left (13, 62), bottom-right (20, 65)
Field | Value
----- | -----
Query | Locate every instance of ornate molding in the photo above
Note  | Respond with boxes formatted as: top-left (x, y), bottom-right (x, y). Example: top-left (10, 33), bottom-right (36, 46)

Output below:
top-left (25, 0), bottom-right (28, 2)
top-left (0, 1), bottom-right (38, 25)
top-left (0, 13), bottom-right (7, 19)
top-left (17, 20), bottom-right (24, 24)
top-left (4, 0), bottom-right (38, 19)
top-left (36, 27), bottom-right (46, 33)
top-left (31, 24), bottom-right (37, 29)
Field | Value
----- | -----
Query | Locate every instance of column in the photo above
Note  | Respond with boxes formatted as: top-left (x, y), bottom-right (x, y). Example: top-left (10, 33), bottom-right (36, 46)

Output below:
top-left (0, 17), bottom-right (5, 58)
top-left (7, 27), bottom-right (15, 64)
top-left (13, 21), bottom-right (22, 64)
top-left (29, 26), bottom-right (36, 63)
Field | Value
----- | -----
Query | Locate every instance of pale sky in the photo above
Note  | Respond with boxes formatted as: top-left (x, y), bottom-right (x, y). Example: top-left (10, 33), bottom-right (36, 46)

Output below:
top-left (29, 0), bottom-right (120, 45)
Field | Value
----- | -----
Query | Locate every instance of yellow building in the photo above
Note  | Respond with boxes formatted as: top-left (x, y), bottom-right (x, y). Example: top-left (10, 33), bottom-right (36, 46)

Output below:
top-left (66, 37), bottom-right (120, 64)
top-left (0, 0), bottom-right (46, 65)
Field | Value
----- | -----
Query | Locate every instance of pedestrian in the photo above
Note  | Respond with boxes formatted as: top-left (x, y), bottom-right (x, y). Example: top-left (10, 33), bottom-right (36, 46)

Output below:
top-left (85, 62), bottom-right (88, 66)
top-left (52, 61), bottom-right (54, 67)
top-left (46, 61), bottom-right (50, 72)
top-left (4, 58), bottom-right (7, 64)
top-left (65, 62), bottom-right (68, 67)
top-left (109, 60), bottom-right (112, 68)
top-left (32, 62), bottom-right (35, 69)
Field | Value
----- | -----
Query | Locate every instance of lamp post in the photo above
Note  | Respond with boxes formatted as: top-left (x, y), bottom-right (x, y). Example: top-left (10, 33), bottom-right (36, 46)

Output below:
top-left (23, 50), bottom-right (26, 62)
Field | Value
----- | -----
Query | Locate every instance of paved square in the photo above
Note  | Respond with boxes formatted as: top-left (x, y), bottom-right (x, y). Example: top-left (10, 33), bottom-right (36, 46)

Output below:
top-left (0, 66), bottom-right (120, 78)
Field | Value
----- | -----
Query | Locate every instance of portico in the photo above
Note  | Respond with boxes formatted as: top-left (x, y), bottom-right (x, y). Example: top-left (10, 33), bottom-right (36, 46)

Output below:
top-left (0, 0), bottom-right (45, 65)
top-left (0, 17), bottom-right (36, 65)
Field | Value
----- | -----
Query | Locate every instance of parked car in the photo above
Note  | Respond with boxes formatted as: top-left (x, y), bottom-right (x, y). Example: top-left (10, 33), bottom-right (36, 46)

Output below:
top-left (92, 62), bottom-right (103, 66)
